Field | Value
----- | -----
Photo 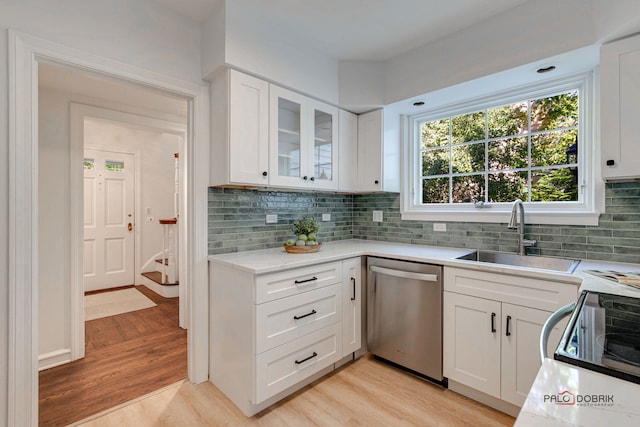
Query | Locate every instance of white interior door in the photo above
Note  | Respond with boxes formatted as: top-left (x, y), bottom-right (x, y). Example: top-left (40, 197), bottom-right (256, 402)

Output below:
top-left (83, 148), bottom-right (135, 292)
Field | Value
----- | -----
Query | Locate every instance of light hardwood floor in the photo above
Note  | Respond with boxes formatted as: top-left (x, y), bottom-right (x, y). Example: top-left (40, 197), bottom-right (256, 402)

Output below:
top-left (75, 354), bottom-right (515, 427)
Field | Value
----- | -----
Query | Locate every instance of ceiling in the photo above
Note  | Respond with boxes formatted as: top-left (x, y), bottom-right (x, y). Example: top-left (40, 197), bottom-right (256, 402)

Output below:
top-left (150, 0), bottom-right (529, 61)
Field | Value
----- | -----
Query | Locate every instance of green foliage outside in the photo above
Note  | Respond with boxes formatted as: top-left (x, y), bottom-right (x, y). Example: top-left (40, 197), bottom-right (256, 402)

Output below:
top-left (420, 91), bottom-right (579, 204)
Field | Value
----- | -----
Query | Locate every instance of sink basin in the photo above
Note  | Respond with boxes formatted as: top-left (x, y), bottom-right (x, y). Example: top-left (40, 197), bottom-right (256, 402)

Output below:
top-left (456, 250), bottom-right (580, 273)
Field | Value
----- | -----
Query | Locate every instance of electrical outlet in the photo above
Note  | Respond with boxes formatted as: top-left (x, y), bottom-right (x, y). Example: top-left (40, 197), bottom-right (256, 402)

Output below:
top-left (372, 210), bottom-right (383, 222)
top-left (433, 223), bottom-right (447, 232)
top-left (265, 214), bottom-right (278, 224)
top-left (322, 213), bottom-right (331, 221)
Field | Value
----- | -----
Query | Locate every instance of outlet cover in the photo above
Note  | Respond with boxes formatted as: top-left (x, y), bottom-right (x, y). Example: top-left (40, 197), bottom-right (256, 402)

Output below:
top-left (373, 210), bottom-right (383, 222)
top-left (433, 223), bottom-right (447, 232)
top-left (322, 213), bottom-right (331, 221)
top-left (265, 214), bottom-right (278, 224)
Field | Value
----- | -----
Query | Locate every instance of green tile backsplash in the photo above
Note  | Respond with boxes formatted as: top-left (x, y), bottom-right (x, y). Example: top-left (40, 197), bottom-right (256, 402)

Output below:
top-left (208, 182), bottom-right (640, 264)
top-left (208, 188), bottom-right (353, 254)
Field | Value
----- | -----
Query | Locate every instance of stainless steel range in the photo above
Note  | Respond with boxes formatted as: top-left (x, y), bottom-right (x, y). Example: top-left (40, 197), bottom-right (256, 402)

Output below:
top-left (555, 290), bottom-right (640, 384)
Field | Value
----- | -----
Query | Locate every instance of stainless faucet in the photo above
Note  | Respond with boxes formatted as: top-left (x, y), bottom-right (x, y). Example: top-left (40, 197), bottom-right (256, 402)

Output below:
top-left (508, 199), bottom-right (537, 256)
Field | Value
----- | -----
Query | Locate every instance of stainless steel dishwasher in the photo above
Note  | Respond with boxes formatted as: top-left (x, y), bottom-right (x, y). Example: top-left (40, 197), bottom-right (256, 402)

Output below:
top-left (367, 257), bottom-right (445, 385)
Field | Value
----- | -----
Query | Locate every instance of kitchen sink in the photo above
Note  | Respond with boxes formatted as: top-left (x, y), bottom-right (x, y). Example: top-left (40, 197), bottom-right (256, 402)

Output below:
top-left (456, 250), bottom-right (580, 273)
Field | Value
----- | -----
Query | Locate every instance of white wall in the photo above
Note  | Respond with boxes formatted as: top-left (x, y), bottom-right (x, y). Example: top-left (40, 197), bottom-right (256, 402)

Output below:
top-left (38, 89), bottom-right (74, 360)
top-left (0, 2), bottom-right (202, 421)
top-left (1, 0), bottom-right (202, 83)
top-left (0, 28), bottom-right (9, 425)
top-left (378, 0), bottom-right (598, 105)
top-left (203, 0), bottom-right (341, 104)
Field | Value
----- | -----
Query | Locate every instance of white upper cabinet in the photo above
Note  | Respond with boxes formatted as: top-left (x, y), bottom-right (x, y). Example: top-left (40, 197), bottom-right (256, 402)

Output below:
top-left (357, 109), bottom-right (400, 192)
top-left (269, 85), bottom-right (339, 190)
top-left (210, 69), bottom-right (269, 186)
top-left (601, 33), bottom-right (640, 180)
top-left (311, 99), bottom-right (340, 190)
top-left (338, 109), bottom-right (358, 192)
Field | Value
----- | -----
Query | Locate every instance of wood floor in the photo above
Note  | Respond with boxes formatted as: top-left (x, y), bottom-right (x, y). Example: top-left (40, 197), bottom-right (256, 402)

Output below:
top-left (39, 285), bottom-right (187, 426)
top-left (75, 354), bottom-right (515, 427)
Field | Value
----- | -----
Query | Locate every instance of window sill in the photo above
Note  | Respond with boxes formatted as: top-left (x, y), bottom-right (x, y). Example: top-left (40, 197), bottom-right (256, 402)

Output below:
top-left (400, 209), bottom-right (601, 226)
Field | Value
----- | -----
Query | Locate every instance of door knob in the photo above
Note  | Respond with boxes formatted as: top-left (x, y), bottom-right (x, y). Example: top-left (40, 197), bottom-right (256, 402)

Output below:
top-left (128, 222), bottom-right (133, 231)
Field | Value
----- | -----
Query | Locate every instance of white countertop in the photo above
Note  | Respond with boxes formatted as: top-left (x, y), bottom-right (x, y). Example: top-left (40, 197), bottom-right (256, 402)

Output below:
top-left (515, 358), bottom-right (640, 426)
top-left (209, 239), bottom-right (640, 425)
top-left (209, 239), bottom-right (471, 274)
top-left (208, 239), bottom-right (640, 295)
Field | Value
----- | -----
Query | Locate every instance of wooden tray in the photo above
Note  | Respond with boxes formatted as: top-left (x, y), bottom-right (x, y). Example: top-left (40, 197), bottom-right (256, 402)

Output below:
top-left (283, 243), bottom-right (322, 254)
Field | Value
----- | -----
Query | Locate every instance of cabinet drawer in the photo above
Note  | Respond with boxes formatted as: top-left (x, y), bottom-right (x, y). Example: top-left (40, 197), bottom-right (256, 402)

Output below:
top-left (444, 267), bottom-right (578, 312)
top-left (255, 323), bottom-right (342, 404)
top-left (256, 284), bottom-right (342, 353)
top-left (255, 261), bottom-right (342, 303)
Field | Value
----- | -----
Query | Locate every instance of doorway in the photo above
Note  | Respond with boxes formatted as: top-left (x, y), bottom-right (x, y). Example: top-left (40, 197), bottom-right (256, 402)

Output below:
top-left (8, 31), bottom-right (210, 426)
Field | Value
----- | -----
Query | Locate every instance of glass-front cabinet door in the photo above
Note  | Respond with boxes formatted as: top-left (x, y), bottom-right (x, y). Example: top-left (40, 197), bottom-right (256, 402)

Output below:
top-left (311, 100), bottom-right (339, 190)
top-left (269, 85), bottom-right (339, 189)
top-left (270, 86), bottom-right (308, 187)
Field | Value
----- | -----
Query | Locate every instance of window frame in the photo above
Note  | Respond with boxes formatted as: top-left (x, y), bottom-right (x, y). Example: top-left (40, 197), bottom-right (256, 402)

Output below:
top-left (401, 70), bottom-right (603, 225)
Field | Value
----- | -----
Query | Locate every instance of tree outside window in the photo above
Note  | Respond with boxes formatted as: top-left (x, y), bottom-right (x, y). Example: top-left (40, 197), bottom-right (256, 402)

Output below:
top-left (419, 91), bottom-right (579, 205)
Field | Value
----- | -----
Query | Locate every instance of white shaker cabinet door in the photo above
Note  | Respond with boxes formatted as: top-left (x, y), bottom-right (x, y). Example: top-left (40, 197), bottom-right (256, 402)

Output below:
top-left (500, 303), bottom-right (565, 407)
top-left (601, 33), bottom-right (640, 180)
top-left (342, 257), bottom-right (362, 355)
top-left (443, 292), bottom-right (501, 398)
top-left (228, 70), bottom-right (270, 185)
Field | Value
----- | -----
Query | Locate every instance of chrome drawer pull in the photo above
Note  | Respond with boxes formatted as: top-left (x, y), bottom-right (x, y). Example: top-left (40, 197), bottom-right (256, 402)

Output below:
top-left (294, 276), bottom-right (318, 285)
top-left (295, 351), bottom-right (318, 365)
top-left (293, 309), bottom-right (317, 320)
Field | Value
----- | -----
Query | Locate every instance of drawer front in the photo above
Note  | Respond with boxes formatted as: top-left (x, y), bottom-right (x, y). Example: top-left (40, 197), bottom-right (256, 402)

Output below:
top-left (254, 323), bottom-right (342, 404)
top-left (255, 261), bottom-right (342, 303)
top-left (256, 284), bottom-right (342, 353)
top-left (444, 267), bottom-right (578, 312)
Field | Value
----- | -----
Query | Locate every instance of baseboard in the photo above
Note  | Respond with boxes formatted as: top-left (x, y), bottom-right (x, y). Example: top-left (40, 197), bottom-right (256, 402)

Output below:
top-left (448, 380), bottom-right (521, 417)
top-left (39, 348), bottom-right (72, 371)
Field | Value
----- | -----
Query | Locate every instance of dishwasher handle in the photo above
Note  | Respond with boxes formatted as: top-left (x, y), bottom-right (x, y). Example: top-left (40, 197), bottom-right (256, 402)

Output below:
top-left (539, 301), bottom-right (576, 363)
top-left (369, 265), bottom-right (438, 282)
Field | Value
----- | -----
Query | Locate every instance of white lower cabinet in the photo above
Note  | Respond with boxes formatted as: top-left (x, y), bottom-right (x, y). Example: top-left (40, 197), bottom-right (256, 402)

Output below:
top-left (209, 257), bottom-right (362, 416)
top-left (443, 292), bottom-right (502, 397)
top-left (501, 303), bottom-right (564, 406)
top-left (255, 323), bottom-right (341, 403)
top-left (342, 257), bottom-right (362, 354)
top-left (443, 267), bottom-right (576, 409)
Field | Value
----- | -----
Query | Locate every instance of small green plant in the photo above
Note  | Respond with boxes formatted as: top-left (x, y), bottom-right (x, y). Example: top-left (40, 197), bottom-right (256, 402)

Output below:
top-left (292, 217), bottom-right (320, 237)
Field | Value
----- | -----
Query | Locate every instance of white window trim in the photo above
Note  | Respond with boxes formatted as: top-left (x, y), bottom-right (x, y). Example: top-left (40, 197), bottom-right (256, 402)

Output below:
top-left (401, 70), bottom-right (603, 226)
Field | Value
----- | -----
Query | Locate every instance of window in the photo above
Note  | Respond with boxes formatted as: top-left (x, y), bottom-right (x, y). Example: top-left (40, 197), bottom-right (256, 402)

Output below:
top-left (105, 160), bottom-right (125, 172)
top-left (403, 72), bottom-right (601, 225)
top-left (83, 158), bottom-right (95, 170)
